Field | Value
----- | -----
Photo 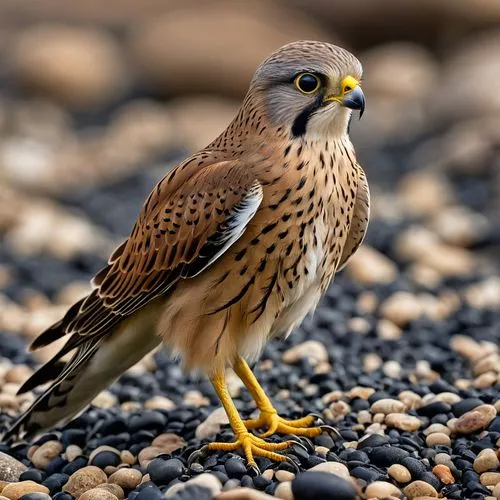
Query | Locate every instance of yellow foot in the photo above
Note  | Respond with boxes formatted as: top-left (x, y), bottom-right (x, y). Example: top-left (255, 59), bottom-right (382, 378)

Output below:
top-left (188, 431), bottom-right (299, 471)
top-left (244, 410), bottom-right (339, 439)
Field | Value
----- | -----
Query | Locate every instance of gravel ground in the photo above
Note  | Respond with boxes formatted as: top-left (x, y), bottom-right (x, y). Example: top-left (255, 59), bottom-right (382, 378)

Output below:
top-left (0, 126), bottom-right (499, 500)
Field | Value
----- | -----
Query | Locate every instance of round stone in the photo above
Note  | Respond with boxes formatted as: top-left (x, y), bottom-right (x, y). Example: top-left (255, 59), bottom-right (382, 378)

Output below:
top-left (108, 468), bottom-right (143, 490)
top-left (403, 480), bottom-right (438, 498)
top-left (365, 481), bottom-right (402, 498)
top-left (455, 404), bottom-right (497, 434)
top-left (425, 432), bottom-right (451, 447)
top-left (432, 464), bottom-right (455, 485)
top-left (79, 489), bottom-right (118, 500)
top-left (224, 458), bottom-right (247, 479)
top-left (147, 458), bottom-right (184, 486)
top-left (385, 413), bottom-right (422, 431)
top-left (0, 452), bottom-right (28, 482)
top-left (388, 464), bottom-right (412, 483)
top-left (291, 471), bottom-right (357, 500)
top-left (371, 398), bottom-right (406, 414)
top-left (31, 441), bottom-right (64, 470)
top-left (62, 466), bottom-right (107, 498)
top-left (1, 481), bottom-right (49, 499)
top-left (473, 448), bottom-right (500, 473)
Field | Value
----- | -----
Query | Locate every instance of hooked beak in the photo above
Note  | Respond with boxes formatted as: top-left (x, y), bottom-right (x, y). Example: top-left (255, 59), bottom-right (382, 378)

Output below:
top-left (324, 76), bottom-right (365, 118)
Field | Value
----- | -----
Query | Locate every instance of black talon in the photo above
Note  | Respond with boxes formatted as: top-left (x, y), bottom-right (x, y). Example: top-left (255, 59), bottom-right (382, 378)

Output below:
top-left (308, 412), bottom-right (324, 424)
top-left (247, 463), bottom-right (261, 476)
top-left (320, 425), bottom-right (341, 439)
top-left (288, 438), bottom-right (308, 452)
top-left (283, 455), bottom-right (301, 474)
top-left (187, 445), bottom-right (210, 466)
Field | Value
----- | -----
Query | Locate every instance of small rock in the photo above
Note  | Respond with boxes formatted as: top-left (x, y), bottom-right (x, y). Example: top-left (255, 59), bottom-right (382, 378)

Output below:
top-left (282, 340), bottom-right (328, 366)
top-left (108, 468), bottom-right (143, 489)
top-left (481, 472), bottom-right (500, 486)
top-left (0, 451), bottom-right (27, 481)
top-left (308, 462), bottom-right (350, 480)
top-left (493, 482), bottom-right (500, 499)
top-left (216, 488), bottom-right (276, 499)
top-left (346, 246), bottom-right (398, 285)
top-left (376, 319), bottom-right (402, 340)
top-left (65, 445), bottom-right (83, 463)
top-left (432, 464), bottom-right (454, 485)
top-left (380, 292), bottom-right (422, 327)
top-left (79, 488), bottom-right (118, 500)
top-left (398, 391), bottom-right (422, 410)
top-left (425, 432), bottom-right (451, 447)
top-left (92, 391), bottom-right (117, 409)
top-left (275, 470), bottom-right (295, 482)
top-left (365, 480), bottom-right (402, 498)
top-left (371, 398), bottom-right (406, 414)
top-left (474, 448), bottom-right (500, 473)
top-left (423, 423), bottom-right (451, 436)
top-left (138, 433), bottom-right (186, 468)
top-left (274, 481), bottom-right (293, 500)
top-left (403, 480), bottom-right (438, 499)
top-left (388, 464), bottom-right (411, 483)
top-left (96, 483), bottom-right (124, 499)
top-left (144, 396), bottom-right (176, 411)
top-left (195, 407), bottom-right (230, 440)
top-left (120, 451), bottom-right (135, 466)
top-left (5, 365), bottom-right (33, 384)
top-left (455, 404), bottom-right (497, 434)
top-left (291, 471), bottom-right (357, 500)
top-left (147, 458), bottom-right (184, 486)
top-left (31, 441), bottom-right (63, 470)
top-left (165, 473), bottom-right (222, 497)
top-left (1, 481), bottom-right (49, 500)
top-left (63, 466), bottom-right (107, 498)
top-left (385, 413), bottom-right (422, 431)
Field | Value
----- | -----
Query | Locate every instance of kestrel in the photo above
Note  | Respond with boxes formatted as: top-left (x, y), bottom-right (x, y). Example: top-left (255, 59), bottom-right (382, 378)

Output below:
top-left (5, 41), bottom-right (369, 470)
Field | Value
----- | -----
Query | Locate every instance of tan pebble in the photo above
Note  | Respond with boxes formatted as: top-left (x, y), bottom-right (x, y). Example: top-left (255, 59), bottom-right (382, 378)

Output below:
top-left (373, 413), bottom-right (386, 424)
top-left (97, 483), bottom-right (124, 499)
top-left (377, 319), bottom-right (402, 340)
top-left (275, 470), bottom-right (295, 482)
top-left (433, 392), bottom-right (461, 405)
top-left (314, 446), bottom-right (329, 457)
top-left (144, 395), bottom-right (176, 410)
top-left (26, 446), bottom-right (38, 462)
top-left (473, 353), bottom-right (500, 376)
top-left (140, 474), bottom-right (150, 484)
top-left (474, 448), bottom-right (500, 473)
top-left (398, 391), bottom-right (422, 410)
top-left (309, 461), bottom-right (349, 479)
top-left (383, 360), bottom-right (402, 378)
top-left (5, 365), bottom-right (33, 384)
top-left (447, 418), bottom-right (458, 433)
top-left (347, 245), bottom-right (398, 285)
top-left (262, 469), bottom-right (274, 481)
top-left (274, 481), bottom-right (293, 500)
top-left (65, 444), bottom-right (83, 462)
top-left (63, 466), bottom-right (108, 497)
top-left (104, 466), bottom-right (118, 475)
top-left (195, 407), bottom-right (229, 440)
top-left (365, 480), bottom-right (402, 498)
top-left (108, 467), bottom-right (142, 489)
top-left (432, 464), bottom-right (455, 484)
top-left (357, 410), bottom-right (372, 425)
top-left (357, 291), bottom-right (379, 314)
top-left (386, 413), bottom-right (422, 431)
top-left (89, 446), bottom-right (120, 465)
top-left (137, 447), bottom-right (163, 468)
top-left (363, 353), bottom-right (383, 372)
top-left (348, 317), bottom-right (371, 335)
top-left (322, 390), bottom-right (343, 404)
top-left (92, 390), bottom-right (117, 409)
top-left (182, 473), bottom-right (222, 495)
top-left (0, 451), bottom-right (27, 481)
top-left (183, 390), bottom-right (210, 407)
top-left (455, 378), bottom-right (472, 390)
top-left (388, 464), bottom-right (411, 483)
top-left (31, 440), bottom-right (64, 469)
top-left (347, 386), bottom-right (375, 400)
top-left (492, 482), bottom-right (500, 499)
top-left (330, 400), bottom-right (350, 418)
top-left (403, 480), bottom-right (438, 498)
top-left (120, 450), bottom-right (135, 466)
top-left (381, 291), bottom-right (422, 327)
top-left (425, 432), bottom-right (451, 447)
top-left (120, 401), bottom-right (141, 412)
top-left (456, 404), bottom-right (497, 434)
top-left (371, 398), bottom-right (406, 414)
top-left (495, 400), bottom-right (500, 413)
top-left (450, 335), bottom-right (485, 360)
top-left (434, 453), bottom-right (453, 467)
top-left (282, 340), bottom-right (328, 366)
top-left (79, 488), bottom-right (118, 500)
top-left (474, 372), bottom-right (498, 389)
top-left (1, 480), bottom-right (49, 500)
top-left (481, 472), bottom-right (500, 486)
top-left (424, 423), bottom-right (451, 436)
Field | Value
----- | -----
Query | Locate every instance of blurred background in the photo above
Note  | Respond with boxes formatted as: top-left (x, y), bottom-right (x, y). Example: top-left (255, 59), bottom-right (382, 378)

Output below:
top-left (0, 0), bottom-right (499, 375)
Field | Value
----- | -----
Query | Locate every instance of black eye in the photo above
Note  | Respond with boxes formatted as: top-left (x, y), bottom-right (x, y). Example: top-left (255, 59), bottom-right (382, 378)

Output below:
top-left (294, 73), bottom-right (320, 94)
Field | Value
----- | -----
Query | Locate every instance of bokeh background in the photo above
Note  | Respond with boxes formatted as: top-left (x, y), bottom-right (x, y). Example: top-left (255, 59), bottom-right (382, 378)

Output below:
top-left (0, 0), bottom-right (499, 401)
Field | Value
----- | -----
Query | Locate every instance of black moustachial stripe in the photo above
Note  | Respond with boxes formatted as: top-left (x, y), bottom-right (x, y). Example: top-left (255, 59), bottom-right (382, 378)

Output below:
top-left (291, 95), bottom-right (323, 138)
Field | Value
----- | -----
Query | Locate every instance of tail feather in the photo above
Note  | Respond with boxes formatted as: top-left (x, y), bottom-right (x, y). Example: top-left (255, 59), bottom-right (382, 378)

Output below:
top-left (17, 359), bottom-right (66, 395)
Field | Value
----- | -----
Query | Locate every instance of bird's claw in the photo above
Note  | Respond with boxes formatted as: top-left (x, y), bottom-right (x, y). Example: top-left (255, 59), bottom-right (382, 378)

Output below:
top-left (319, 424), bottom-right (341, 439)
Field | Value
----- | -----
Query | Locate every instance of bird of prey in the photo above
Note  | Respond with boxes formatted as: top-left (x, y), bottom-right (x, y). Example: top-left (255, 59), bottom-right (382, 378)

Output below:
top-left (5, 40), bottom-right (369, 469)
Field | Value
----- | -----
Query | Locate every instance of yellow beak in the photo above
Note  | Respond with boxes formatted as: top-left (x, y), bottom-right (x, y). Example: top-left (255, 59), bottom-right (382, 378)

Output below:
top-left (324, 76), bottom-right (365, 117)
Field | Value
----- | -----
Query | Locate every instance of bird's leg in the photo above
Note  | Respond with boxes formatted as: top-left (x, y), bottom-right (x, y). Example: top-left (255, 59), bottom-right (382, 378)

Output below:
top-left (234, 356), bottom-right (337, 439)
top-left (194, 370), bottom-right (298, 469)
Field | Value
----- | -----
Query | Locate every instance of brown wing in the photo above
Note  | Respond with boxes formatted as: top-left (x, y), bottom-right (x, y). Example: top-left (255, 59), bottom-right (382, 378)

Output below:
top-left (337, 167), bottom-right (370, 270)
top-left (28, 156), bottom-right (263, 360)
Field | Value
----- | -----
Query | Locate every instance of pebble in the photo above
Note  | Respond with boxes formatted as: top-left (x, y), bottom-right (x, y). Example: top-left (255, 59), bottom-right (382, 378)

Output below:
top-left (165, 473), bottom-right (222, 497)
top-left (0, 452), bottom-right (27, 481)
top-left (31, 441), bottom-right (63, 470)
top-left (96, 483), bottom-right (124, 499)
top-left (432, 464), bottom-right (454, 484)
top-left (346, 245), bottom-right (398, 285)
top-left (217, 488), bottom-right (276, 499)
top-left (274, 481), bottom-right (293, 500)
top-left (275, 470), bottom-right (295, 482)
top-left (425, 432), bottom-right (451, 447)
top-left (282, 340), bottom-right (328, 366)
top-left (474, 448), bottom-right (500, 473)
top-left (79, 488), bottom-right (118, 500)
top-left (388, 464), bottom-right (412, 483)
top-left (403, 480), bottom-right (438, 499)
top-left (62, 466), bottom-right (107, 498)
top-left (108, 468), bottom-right (143, 489)
top-left (308, 462), bottom-right (350, 480)
top-left (371, 398), bottom-right (406, 414)
top-left (147, 458), bottom-right (184, 486)
top-left (385, 413), bottom-right (422, 431)
top-left (493, 483), bottom-right (500, 499)
top-left (365, 480), bottom-right (402, 498)
top-left (380, 292), bottom-right (422, 327)
top-left (195, 407), bottom-right (229, 440)
top-left (1, 481), bottom-right (49, 500)
top-left (291, 471), bottom-right (357, 500)
top-left (455, 404), bottom-right (497, 433)
top-left (481, 472), bottom-right (500, 486)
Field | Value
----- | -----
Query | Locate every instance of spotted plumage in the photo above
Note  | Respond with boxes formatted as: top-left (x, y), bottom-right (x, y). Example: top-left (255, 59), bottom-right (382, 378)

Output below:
top-left (5, 41), bottom-right (370, 467)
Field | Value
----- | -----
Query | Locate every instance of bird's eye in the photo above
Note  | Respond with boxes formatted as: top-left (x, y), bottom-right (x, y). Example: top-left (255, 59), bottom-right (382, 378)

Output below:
top-left (294, 73), bottom-right (320, 94)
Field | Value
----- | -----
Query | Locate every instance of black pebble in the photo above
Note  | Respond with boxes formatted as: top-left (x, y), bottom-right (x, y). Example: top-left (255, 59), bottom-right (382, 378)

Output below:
top-left (90, 450), bottom-right (121, 468)
top-left (129, 411), bottom-right (167, 433)
top-left (20, 469), bottom-right (45, 483)
top-left (357, 434), bottom-right (389, 449)
top-left (368, 446), bottom-right (410, 467)
top-left (350, 466), bottom-right (381, 482)
top-left (135, 485), bottom-right (163, 500)
top-left (19, 494), bottom-right (51, 500)
top-left (224, 457), bottom-right (247, 479)
top-left (401, 456), bottom-right (428, 478)
top-left (420, 471), bottom-right (441, 491)
top-left (488, 416), bottom-right (500, 432)
top-left (42, 473), bottom-right (69, 495)
top-left (62, 456), bottom-right (88, 476)
top-left (253, 474), bottom-right (272, 490)
top-left (417, 402), bottom-right (451, 417)
top-left (147, 457), bottom-right (184, 486)
top-left (169, 485), bottom-right (213, 500)
top-left (52, 493), bottom-right (73, 500)
top-left (292, 471), bottom-right (357, 500)
top-left (451, 398), bottom-right (484, 417)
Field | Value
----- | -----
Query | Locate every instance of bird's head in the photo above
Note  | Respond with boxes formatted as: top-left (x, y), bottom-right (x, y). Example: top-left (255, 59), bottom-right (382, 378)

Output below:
top-left (249, 40), bottom-right (364, 140)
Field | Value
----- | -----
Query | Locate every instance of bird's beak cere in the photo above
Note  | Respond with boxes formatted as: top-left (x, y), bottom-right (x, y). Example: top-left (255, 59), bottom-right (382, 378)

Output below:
top-left (324, 75), bottom-right (365, 118)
